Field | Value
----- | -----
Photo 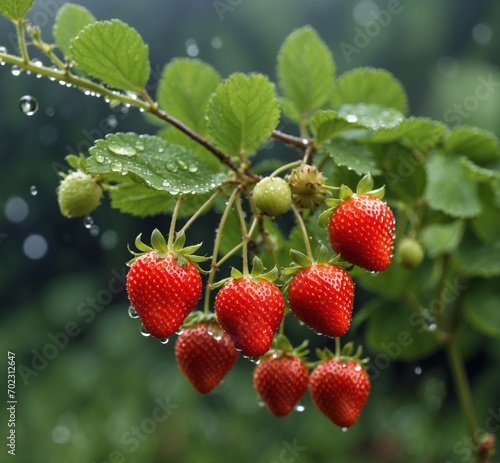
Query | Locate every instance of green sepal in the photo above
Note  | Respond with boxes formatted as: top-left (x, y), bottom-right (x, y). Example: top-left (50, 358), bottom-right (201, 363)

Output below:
top-left (151, 228), bottom-right (169, 256)
top-left (290, 249), bottom-right (313, 268)
top-left (318, 207), bottom-right (335, 228)
top-left (173, 232), bottom-right (187, 252)
top-left (230, 267), bottom-right (245, 279)
top-left (64, 154), bottom-right (88, 173)
top-left (261, 266), bottom-right (279, 282)
top-left (179, 311), bottom-right (219, 330)
top-left (134, 233), bottom-right (153, 253)
top-left (356, 173), bottom-right (374, 195)
top-left (367, 185), bottom-right (385, 199)
top-left (262, 336), bottom-right (310, 363)
top-left (341, 341), bottom-right (354, 357)
top-left (339, 184), bottom-right (354, 201)
top-left (325, 198), bottom-right (342, 208)
top-left (316, 244), bottom-right (332, 265)
top-left (250, 255), bottom-right (264, 279)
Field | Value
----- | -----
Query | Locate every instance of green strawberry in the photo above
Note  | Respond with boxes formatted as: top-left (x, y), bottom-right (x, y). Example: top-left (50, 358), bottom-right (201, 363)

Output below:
top-left (57, 170), bottom-right (102, 218)
top-left (252, 176), bottom-right (292, 216)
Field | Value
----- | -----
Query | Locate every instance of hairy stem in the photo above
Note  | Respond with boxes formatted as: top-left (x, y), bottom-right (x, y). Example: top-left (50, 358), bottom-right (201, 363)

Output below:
top-left (291, 204), bottom-right (313, 260)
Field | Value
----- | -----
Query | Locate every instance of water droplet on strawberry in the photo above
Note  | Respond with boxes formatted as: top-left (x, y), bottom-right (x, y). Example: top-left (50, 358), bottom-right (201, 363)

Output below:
top-left (159, 338), bottom-right (169, 344)
top-left (354, 364), bottom-right (362, 372)
top-left (140, 324), bottom-right (151, 337)
top-left (128, 306), bottom-right (139, 319)
top-left (294, 402), bottom-right (305, 413)
top-left (341, 427), bottom-right (348, 432)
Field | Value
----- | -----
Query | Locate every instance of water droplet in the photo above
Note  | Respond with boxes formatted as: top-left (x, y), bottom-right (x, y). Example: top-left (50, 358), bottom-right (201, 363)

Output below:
top-left (161, 179), bottom-right (171, 188)
top-left (176, 158), bottom-right (188, 171)
top-left (341, 427), bottom-right (348, 433)
top-left (211, 37), bottom-right (222, 49)
top-left (414, 366), bottom-right (422, 375)
top-left (185, 38), bottom-right (199, 57)
top-left (19, 95), bottom-right (38, 116)
top-left (110, 161), bottom-right (123, 172)
top-left (175, 328), bottom-right (184, 336)
top-left (159, 338), bottom-right (169, 344)
top-left (95, 154), bottom-right (105, 163)
top-left (213, 333), bottom-right (223, 341)
top-left (158, 147), bottom-right (164, 154)
top-left (83, 215), bottom-right (94, 229)
top-left (0, 46), bottom-right (6, 54)
top-left (136, 143), bottom-right (145, 152)
top-left (346, 114), bottom-right (358, 123)
top-left (108, 142), bottom-right (137, 157)
top-left (29, 185), bottom-right (38, 196)
top-left (188, 164), bottom-right (198, 173)
top-left (427, 323), bottom-right (437, 332)
top-left (294, 403), bottom-right (305, 413)
top-left (257, 400), bottom-right (265, 408)
top-left (128, 306), bottom-right (139, 319)
top-left (140, 324), bottom-right (151, 337)
top-left (166, 162), bottom-right (178, 173)
top-left (89, 224), bottom-right (100, 237)
top-left (106, 115), bottom-right (118, 129)
top-left (11, 65), bottom-right (21, 76)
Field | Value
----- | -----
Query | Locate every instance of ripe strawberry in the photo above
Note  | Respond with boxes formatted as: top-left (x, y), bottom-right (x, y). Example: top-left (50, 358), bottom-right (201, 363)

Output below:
top-left (215, 276), bottom-right (284, 357)
top-left (126, 230), bottom-right (203, 339)
top-left (288, 264), bottom-right (354, 337)
top-left (253, 176), bottom-right (292, 216)
top-left (309, 358), bottom-right (370, 428)
top-left (175, 321), bottom-right (238, 394)
top-left (328, 194), bottom-right (395, 272)
top-left (253, 352), bottom-right (309, 417)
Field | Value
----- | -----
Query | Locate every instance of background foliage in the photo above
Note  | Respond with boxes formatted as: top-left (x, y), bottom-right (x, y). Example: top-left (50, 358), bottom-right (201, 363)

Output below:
top-left (1, 1), bottom-right (500, 462)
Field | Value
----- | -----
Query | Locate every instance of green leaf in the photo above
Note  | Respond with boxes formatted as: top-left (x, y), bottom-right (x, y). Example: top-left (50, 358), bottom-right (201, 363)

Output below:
top-left (332, 67), bottom-right (408, 112)
top-left (87, 133), bottom-right (227, 195)
top-left (323, 139), bottom-right (381, 176)
top-left (420, 221), bottom-right (465, 258)
top-left (0, 0), bottom-right (34, 21)
top-left (366, 300), bottom-right (439, 362)
top-left (277, 26), bottom-right (335, 122)
top-left (424, 152), bottom-right (482, 218)
top-left (463, 281), bottom-right (500, 338)
top-left (444, 126), bottom-right (500, 163)
top-left (70, 19), bottom-right (150, 92)
top-left (206, 73), bottom-right (280, 157)
top-left (460, 157), bottom-right (500, 182)
top-left (309, 110), bottom-right (362, 144)
top-left (53, 3), bottom-right (96, 59)
top-left (456, 232), bottom-right (500, 277)
top-left (364, 117), bottom-right (446, 152)
top-left (471, 185), bottom-right (500, 245)
top-left (337, 103), bottom-right (405, 131)
top-left (157, 58), bottom-right (221, 134)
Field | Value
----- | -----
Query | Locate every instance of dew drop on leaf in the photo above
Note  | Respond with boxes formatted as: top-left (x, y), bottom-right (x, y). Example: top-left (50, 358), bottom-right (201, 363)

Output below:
top-left (108, 142), bottom-right (137, 157)
top-left (176, 158), bottom-right (188, 171)
top-left (346, 114), bottom-right (358, 123)
top-left (19, 95), bottom-right (38, 116)
top-left (188, 164), bottom-right (199, 173)
top-left (128, 306), bottom-right (139, 319)
top-left (166, 162), bottom-right (179, 173)
top-left (94, 153), bottom-right (105, 163)
top-left (110, 161), bottom-right (123, 172)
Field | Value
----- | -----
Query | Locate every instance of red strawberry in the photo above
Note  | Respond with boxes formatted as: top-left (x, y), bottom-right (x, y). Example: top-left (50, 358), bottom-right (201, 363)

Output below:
top-left (288, 264), bottom-right (354, 337)
top-left (126, 230), bottom-right (204, 339)
top-left (253, 352), bottom-right (309, 417)
top-left (309, 358), bottom-right (370, 428)
top-left (175, 321), bottom-right (238, 394)
top-left (215, 276), bottom-right (285, 358)
top-left (328, 194), bottom-right (395, 272)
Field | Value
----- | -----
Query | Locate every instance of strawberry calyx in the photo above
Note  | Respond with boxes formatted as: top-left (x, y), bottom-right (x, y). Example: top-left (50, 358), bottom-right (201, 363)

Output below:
top-left (314, 343), bottom-right (370, 370)
top-left (179, 310), bottom-right (222, 332)
top-left (212, 255), bottom-right (279, 289)
top-left (259, 334), bottom-right (309, 362)
top-left (127, 228), bottom-right (209, 271)
top-left (318, 173), bottom-right (386, 228)
top-left (283, 244), bottom-right (352, 279)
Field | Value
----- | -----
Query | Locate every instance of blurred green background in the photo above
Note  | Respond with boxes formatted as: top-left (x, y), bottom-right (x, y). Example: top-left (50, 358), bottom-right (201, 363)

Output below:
top-left (1, 1), bottom-right (500, 462)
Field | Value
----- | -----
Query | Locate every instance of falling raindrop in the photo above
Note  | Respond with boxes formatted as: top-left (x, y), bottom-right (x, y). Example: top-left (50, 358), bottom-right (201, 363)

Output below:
top-left (128, 306), bottom-right (139, 319)
top-left (140, 324), bottom-right (151, 337)
top-left (0, 46), bottom-right (6, 54)
top-left (106, 114), bottom-right (118, 129)
top-left (19, 95), bottom-right (38, 116)
top-left (159, 338), bottom-right (169, 344)
top-left (89, 224), bottom-right (100, 237)
top-left (414, 366), bottom-right (423, 375)
top-left (11, 65), bottom-right (21, 76)
top-left (211, 37), bottom-right (223, 49)
top-left (83, 215), bottom-right (94, 229)
top-left (185, 38), bottom-right (199, 57)
top-left (29, 185), bottom-right (38, 196)
top-left (294, 403), bottom-right (306, 413)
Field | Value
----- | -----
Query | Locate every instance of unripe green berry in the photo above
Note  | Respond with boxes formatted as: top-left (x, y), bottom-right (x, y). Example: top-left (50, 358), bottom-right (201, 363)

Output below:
top-left (289, 165), bottom-right (327, 211)
top-left (57, 171), bottom-right (102, 218)
top-left (397, 237), bottom-right (424, 269)
top-left (252, 176), bottom-right (292, 217)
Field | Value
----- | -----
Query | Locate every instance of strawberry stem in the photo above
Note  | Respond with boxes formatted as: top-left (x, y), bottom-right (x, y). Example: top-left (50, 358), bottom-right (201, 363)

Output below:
top-left (203, 187), bottom-right (241, 313)
top-left (291, 204), bottom-right (314, 260)
top-left (235, 191), bottom-right (250, 275)
top-left (334, 337), bottom-right (341, 357)
top-left (167, 197), bottom-right (183, 252)
top-left (269, 160), bottom-right (303, 178)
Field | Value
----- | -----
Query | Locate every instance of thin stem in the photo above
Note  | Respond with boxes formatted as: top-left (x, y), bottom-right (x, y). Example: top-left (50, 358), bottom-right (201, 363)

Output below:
top-left (445, 338), bottom-right (479, 443)
top-left (271, 129), bottom-right (308, 150)
top-left (215, 218), bottom-right (258, 268)
top-left (177, 188), bottom-right (224, 236)
top-left (203, 187), bottom-right (240, 313)
top-left (335, 337), bottom-right (341, 357)
top-left (235, 191), bottom-right (249, 275)
top-left (291, 204), bottom-right (313, 260)
top-left (15, 20), bottom-right (29, 64)
top-left (270, 160), bottom-right (303, 178)
top-left (167, 197), bottom-right (183, 251)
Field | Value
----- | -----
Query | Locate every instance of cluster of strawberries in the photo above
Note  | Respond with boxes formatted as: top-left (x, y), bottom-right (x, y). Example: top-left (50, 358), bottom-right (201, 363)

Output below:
top-left (126, 177), bottom-right (395, 428)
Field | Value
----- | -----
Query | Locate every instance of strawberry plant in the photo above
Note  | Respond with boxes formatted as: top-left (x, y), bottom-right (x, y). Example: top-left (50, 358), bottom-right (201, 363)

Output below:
top-left (2, 1), bottom-right (500, 462)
